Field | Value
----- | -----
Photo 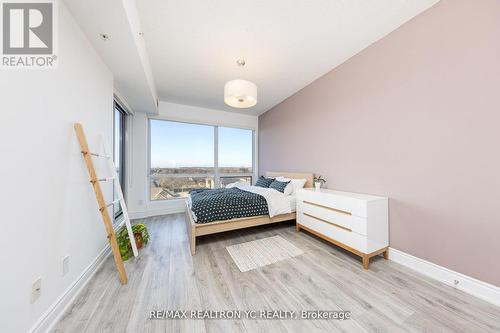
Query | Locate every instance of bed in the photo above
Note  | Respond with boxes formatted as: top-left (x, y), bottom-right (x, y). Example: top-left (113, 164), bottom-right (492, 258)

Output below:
top-left (185, 171), bottom-right (314, 254)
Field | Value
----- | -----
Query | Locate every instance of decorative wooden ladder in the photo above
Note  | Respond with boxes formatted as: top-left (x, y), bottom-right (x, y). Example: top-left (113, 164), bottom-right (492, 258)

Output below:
top-left (74, 123), bottom-right (138, 284)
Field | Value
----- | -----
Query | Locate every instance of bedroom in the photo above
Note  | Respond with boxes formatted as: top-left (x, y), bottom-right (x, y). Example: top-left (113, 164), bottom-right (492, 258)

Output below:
top-left (1, 0), bottom-right (499, 332)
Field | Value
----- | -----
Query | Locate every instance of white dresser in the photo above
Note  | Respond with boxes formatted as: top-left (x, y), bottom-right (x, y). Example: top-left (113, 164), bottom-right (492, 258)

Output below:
top-left (296, 188), bottom-right (389, 269)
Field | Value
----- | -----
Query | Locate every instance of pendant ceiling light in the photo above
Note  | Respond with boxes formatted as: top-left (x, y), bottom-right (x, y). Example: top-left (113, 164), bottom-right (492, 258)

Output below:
top-left (224, 59), bottom-right (257, 108)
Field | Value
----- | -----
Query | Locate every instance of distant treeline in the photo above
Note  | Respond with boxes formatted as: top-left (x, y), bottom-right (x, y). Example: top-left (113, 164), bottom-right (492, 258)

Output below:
top-left (151, 167), bottom-right (252, 174)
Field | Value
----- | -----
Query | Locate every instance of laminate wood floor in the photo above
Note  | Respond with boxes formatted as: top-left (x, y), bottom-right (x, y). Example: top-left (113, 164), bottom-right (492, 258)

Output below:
top-left (53, 214), bottom-right (500, 333)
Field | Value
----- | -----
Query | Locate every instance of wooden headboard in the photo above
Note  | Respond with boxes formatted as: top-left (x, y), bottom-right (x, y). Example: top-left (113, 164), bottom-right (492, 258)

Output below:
top-left (265, 171), bottom-right (314, 188)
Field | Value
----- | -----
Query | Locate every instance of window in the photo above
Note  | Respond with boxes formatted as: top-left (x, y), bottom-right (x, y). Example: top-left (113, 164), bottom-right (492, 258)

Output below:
top-left (149, 119), bottom-right (254, 200)
top-left (218, 126), bottom-right (253, 188)
top-left (113, 102), bottom-right (127, 218)
top-left (150, 120), bottom-right (215, 200)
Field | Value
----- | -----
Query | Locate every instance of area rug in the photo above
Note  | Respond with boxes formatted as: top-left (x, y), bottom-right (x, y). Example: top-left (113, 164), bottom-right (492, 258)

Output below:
top-left (226, 236), bottom-right (304, 272)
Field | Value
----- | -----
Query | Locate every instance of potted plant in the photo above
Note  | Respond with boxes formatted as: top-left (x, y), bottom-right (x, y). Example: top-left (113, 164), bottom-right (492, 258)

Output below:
top-left (116, 224), bottom-right (150, 261)
top-left (314, 175), bottom-right (326, 191)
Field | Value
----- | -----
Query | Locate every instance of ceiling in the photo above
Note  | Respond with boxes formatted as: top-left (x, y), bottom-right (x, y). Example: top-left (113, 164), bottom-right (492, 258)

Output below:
top-left (65, 0), bottom-right (158, 114)
top-left (137, 0), bottom-right (439, 116)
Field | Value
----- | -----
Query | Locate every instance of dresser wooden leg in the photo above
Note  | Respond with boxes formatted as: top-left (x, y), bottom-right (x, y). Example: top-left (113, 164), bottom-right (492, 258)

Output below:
top-left (383, 249), bottom-right (389, 260)
top-left (362, 255), bottom-right (370, 269)
top-left (296, 224), bottom-right (301, 232)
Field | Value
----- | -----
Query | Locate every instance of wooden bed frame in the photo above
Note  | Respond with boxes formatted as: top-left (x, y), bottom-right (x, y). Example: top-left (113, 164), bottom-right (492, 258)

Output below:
top-left (185, 172), bottom-right (314, 254)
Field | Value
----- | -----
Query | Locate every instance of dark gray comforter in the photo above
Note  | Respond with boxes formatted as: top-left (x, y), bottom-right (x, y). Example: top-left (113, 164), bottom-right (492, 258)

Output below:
top-left (190, 188), bottom-right (268, 224)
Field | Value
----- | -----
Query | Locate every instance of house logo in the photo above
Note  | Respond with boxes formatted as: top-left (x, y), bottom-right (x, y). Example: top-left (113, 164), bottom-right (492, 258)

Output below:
top-left (1, 0), bottom-right (57, 68)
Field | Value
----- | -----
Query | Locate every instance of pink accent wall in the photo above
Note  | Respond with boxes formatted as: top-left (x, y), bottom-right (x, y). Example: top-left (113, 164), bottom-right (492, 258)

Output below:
top-left (259, 0), bottom-right (500, 286)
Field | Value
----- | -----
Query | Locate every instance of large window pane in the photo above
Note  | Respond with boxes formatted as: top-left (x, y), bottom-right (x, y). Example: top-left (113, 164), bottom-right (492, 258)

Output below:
top-left (150, 120), bottom-right (214, 174)
top-left (218, 127), bottom-right (253, 174)
top-left (150, 120), bottom-right (215, 200)
top-left (151, 175), bottom-right (214, 200)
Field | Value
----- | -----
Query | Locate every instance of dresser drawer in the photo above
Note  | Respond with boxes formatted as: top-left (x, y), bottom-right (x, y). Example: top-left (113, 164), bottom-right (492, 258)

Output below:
top-left (298, 212), bottom-right (369, 253)
top-left (297, 190), bottom-right (367, 217)
top-left (298, 200), bottom-right (368, 236)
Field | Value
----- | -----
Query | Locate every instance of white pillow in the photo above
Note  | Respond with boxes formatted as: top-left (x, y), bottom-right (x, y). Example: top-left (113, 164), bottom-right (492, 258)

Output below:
top-left (279, 180), bottom-right (294, 196)
top-left (225, 181), bottom-right (244, 189)
top-left (276, 177), bottom-right (307, 195)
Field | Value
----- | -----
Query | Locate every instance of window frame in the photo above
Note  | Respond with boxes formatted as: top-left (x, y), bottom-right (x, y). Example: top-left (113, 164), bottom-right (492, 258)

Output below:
top-left (113, 101), bottom-right (127, 219)
top-left (148, 117), bottom-right (256, 201)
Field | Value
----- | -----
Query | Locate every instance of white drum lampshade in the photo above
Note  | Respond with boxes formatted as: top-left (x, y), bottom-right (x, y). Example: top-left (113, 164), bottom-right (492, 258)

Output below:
top-left (224, 79), bottom-right (257, 108)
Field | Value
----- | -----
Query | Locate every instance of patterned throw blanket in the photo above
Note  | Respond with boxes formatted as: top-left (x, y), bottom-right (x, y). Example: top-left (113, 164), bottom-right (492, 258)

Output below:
top-left (190, 188), bottom-right (269, 224)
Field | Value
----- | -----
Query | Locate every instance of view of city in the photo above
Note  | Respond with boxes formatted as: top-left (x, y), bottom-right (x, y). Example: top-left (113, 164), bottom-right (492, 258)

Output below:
top-left (150, 167), bottom-right (252, 200)
top-left (149, 119), bottom-right (254, 201)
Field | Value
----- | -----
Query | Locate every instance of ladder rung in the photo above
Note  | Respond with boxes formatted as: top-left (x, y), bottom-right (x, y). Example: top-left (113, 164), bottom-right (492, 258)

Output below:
top-left (90, 177), bottom-right (115, 183)
top-left (107, 198), bottom-right (120, 207)
top-left (99, 199), bottom-right (120, 212)
top-left (113, 218), bottom-right (128, 230)
top-left (81, 151), bottom-right (111, 159)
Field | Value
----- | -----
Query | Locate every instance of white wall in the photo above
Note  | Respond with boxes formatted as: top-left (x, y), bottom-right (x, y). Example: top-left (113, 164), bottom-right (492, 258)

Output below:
top-left (0, 3), bottom-right (114, 332)
top-left (127, 101), bottom-right (259, 218)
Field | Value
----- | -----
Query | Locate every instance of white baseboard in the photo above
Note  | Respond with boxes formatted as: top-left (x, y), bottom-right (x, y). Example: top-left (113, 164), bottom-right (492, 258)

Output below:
top-left (389, 247), bottom-right (500, 307)
top-left (29, 245), bottom-right (112, 333)
top-left (128, 207), bottom-right (185, 220)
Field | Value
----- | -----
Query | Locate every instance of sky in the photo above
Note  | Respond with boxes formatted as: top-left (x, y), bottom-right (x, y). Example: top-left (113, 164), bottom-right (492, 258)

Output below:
top-left (150, 120), bottom-right (253, 168)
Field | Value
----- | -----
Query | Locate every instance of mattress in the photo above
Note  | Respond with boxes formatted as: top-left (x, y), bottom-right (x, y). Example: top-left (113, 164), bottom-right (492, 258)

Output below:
top-left (286, 195), bottom-right (297, 213)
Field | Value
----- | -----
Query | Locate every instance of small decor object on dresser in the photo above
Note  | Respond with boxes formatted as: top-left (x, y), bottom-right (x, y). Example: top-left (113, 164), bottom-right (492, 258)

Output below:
top-left (296, 188), bottom-right (388, 269)
top-left (313, 175), bottom-right (326, 190)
